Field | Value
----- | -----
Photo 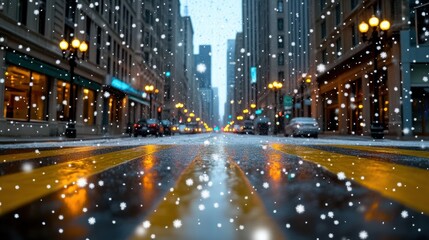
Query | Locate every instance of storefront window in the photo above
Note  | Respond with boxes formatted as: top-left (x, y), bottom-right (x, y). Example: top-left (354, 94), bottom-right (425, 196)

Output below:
top-left (3, 65), bottom-right (48, 121)
top-left (83, 89), bottom-right (96, 125)
top-left (56, 80), bottom-right (70, 121)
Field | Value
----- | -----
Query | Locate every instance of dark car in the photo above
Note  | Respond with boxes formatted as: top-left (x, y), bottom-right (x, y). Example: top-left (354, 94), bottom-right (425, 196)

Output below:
top-left (133, 118), bottom-right (164, 137)
top-left (255, 117), bottom-right (269, 135)
top-left (161, 120), bottom-right (173, 136)
top-left (284, 117), bottom-right (319, 138)
top-left (240, 120), bottom-right (255, 134)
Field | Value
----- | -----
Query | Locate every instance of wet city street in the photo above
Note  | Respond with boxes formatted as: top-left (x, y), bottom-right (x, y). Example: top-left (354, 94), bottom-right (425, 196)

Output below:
top-left (0, 133), bottom-right (428, 240)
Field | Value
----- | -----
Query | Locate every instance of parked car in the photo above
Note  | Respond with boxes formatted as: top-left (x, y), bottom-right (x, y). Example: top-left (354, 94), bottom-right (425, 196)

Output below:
top-left (133, 118), bottom-right (164, 137)
top-left (185, 122), bottom-right (200, 134)
top-left (161, 120), bottom-right (173, 136)
top-left (171, 124), bottom-right (180, 135)
top-left (178, 124), bottom-right (187, 134)
top-left (284, 117), bottom-right (319, 138)
top-left (255, 117), bottom-right (269, 135)
top-left (240, 120), bottom-right (255, 134)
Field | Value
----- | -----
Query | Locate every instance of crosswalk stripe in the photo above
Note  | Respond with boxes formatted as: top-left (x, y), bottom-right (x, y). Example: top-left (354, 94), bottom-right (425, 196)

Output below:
top-left (0, 145), bottom-right (170, 216)
top-left (331, 145), bottom-right (429, 159)
top-left (0, 146), bottom-right (108, 163)
top-left (129, 146), bottom-right (285, 240)
top-left (272, 143), bottom-right (429, 215)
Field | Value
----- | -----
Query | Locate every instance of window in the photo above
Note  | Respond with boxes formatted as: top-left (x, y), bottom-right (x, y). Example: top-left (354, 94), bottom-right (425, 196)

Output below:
top-left (322, 49), bottom-right (327, 64)
top-left (335, 4), bottom-right (341, 26)
top-left (278, 71), bottom-right (285, 82)
top-left (278, 35), bottom-right (284, 48)
top-left (277, 0), bottom-right (283, 13)
top-left (17, 0), bottom-right (27, 25)
top-left (38, 0), bottom-right (46, 35)
top-left (56, 80), bottom-right (71, 121)
top-left (320, 0), bottom-right (326, 12)
top-left (96, 26), bottom-right (102, 65)
top-left (278, 53), bottom-right (284, 66)
top-left (321, 20), bottom-right (326, 39)
top-left (351, 24), bottom-right (358, 47)
top-left (351, 0), bottom-right (358, 10)
top-left (4, 66), bottom-right (48, 121)
top-left (83, 89), bottom-right (96, 125)
top-left (278, 18), bottom-right (284, 31)
top-left (336, 38), bottom-right (342, 58)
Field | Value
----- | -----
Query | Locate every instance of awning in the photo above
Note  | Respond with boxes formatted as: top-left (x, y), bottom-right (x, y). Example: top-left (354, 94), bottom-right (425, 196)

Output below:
top-left (129, 96), bottom-right (150, 106)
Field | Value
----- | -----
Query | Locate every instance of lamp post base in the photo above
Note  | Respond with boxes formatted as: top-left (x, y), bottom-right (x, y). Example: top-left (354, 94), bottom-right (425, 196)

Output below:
top-left (65, 123), bottom-right (77, 138)
top-left (370, 123), bottom-right (384, 139)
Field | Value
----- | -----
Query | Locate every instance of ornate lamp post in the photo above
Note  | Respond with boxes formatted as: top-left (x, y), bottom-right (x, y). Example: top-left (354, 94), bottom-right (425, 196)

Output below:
top-left (268, 81), bottom-right (283, 135)
top-left (145, 85), bottom-right (158, 118)
top-left (359, 15), bottom-right (390, 139)
top-left (59, 38), bottom-right (88, 138)
top-left (175, 102), bottom-right (184, 123)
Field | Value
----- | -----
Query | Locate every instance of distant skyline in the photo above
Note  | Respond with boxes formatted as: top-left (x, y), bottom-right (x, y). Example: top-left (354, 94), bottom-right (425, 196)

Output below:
top-left (180, 0), bottom-right (242, 119)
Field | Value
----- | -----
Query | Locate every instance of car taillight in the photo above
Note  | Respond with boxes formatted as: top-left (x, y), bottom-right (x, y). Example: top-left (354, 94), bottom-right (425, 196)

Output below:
top-left (149, 124), bottom-right (157, 127)
top-left (134, 124), bottom-right (139, 128)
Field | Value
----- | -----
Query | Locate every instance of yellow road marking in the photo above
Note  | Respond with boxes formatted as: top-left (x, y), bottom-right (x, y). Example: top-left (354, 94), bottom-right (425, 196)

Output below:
top-left (272, 144), bottom-right (429, 215)
top-left (331, 145), bottom-right (429, 159)
top-left (130, 148), bottom-right (284, 240)
top-left (0, 146), bottom-right (108, 163)
top-left (0, 145), bottom-right (169, 216)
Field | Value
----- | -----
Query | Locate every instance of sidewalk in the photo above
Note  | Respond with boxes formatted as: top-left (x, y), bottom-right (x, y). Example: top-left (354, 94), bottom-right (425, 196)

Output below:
top-left (0, 133), bottom-right (130, 144)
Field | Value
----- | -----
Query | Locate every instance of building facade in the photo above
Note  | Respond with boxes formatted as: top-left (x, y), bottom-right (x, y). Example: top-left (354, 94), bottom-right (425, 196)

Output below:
top-left (0, 0), bottom-right (189, 137)
top-left (311, 0), bottom-right (406, 137)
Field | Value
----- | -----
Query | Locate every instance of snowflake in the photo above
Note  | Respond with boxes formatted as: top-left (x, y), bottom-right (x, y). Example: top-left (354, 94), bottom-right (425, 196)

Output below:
top-left (359, 230), bottom-right (368, 239)
top-left (173, 219), bottom-right (182, 228)
top-left (88, 217), bottom-right (96, 225)
top-left (142, 220), bottom-right (151, 228)
top-left (201, 190), bottom-right (210, 199)
top-left (337, 172), bottom-right (346, 180)
top-left (401, 210), bottom-right (409, 218)
top-left (120, 202), bottom-right (127, 210)
top-left (295, 204), bottom-right (305, 214)
top-left (77, 178), bottom-right (87, 187)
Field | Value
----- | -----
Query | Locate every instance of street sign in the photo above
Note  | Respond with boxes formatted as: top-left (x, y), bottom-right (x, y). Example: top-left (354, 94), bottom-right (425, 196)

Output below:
top-left (283, 95), bottom-right (293, 110)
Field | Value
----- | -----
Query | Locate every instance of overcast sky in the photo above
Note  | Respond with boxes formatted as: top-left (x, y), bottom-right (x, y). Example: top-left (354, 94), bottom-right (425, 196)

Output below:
top-left (180, 0), bottom-right (242, 120)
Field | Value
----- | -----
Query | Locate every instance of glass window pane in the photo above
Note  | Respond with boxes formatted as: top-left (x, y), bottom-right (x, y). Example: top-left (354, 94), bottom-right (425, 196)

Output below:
top-left (56, 80), bottom-right (71, 121)
top-left (29, 72), bottom-right (48, 121)
top-left (3, 66), bottom-right (30, 120)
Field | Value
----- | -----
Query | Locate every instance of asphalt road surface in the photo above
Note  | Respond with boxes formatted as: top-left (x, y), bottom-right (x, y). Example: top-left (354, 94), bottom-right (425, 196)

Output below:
top-left (0, 133), bottom-right (428, 240)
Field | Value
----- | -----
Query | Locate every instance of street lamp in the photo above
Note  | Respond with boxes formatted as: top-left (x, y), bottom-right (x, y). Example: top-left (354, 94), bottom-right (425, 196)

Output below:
top-left (59, 38), bottom-right (88, 138)
top-left (268, 81), bottom-right (283, 135)
top-left (359, 15), bottom-right (390, 139)
top-left (145, 84), bottom-right (157, 118)
top-left (175, 102), bottom-right (184, 123)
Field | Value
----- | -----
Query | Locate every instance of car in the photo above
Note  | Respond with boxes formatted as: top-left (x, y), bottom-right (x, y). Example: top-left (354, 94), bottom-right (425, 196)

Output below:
top-left (133, 118), bottom-right (164, 137)
top-left (185, 122), bottom-right (200, 134)
top-left (161, 120), bottom-right (173, 136)
top-left (177, 124), bottom-right (187, 134)
top-left (240, 120), bottom-right (255, 134)
top-left (284, 117), bottom-right (319, 138)
top-left (171, 124), bottom-right (180, 135)
top-left (255, 117), bottom-right (269, 135)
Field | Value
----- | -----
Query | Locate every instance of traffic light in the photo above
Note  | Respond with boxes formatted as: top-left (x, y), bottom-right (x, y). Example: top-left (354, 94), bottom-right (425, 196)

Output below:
top-left (157, 107), bottom-right (162, 113)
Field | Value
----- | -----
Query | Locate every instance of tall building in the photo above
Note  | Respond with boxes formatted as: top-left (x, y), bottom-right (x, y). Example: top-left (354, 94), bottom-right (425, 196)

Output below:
top-left (243, 0), bottom-right (286, 129)
top-left (284, 0), bottom-right (312, 119)
top-left (233, 32), bottom-right (245, 119)
top-left (194, 45), bottom-right (213, 125)
top-left (225, 39), bottom-right (236, 124)
top-left (163, 0), bottom-right (189, 123)
top-left (194, 45), bottom-right (212, 88)
top-left (212, 87), bottom-right (220, 127)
